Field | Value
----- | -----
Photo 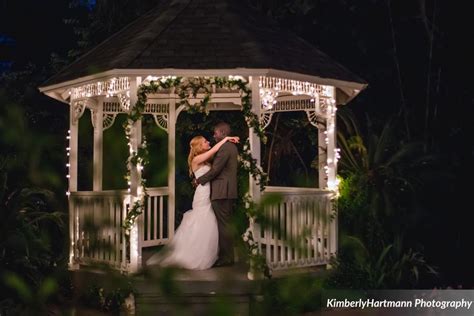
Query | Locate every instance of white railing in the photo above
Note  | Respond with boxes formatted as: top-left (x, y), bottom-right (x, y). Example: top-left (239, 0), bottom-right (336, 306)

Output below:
top-left (70, 190), bottom-right (128, 269)
top-left (139, 187), bottom-right (170, 248)
top-left (69, 186), bottom-right (335, 272)
top-left (69, 187), bottom-right (169, 270)
top-left (256, 187), bottom-right (336, 270)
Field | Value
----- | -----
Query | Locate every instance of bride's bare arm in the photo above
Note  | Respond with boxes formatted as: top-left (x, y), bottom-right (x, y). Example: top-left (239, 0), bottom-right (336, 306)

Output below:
top-left (192, 136), bottom-right (239, 166)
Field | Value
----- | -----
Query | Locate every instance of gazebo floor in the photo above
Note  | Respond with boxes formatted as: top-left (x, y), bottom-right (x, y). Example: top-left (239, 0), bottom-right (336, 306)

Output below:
top-left (135, 263), bottom-right (257, 315)
top-left (70, 260), bottom-right (328, 315)
top-left (70, 263), bottom-right (257, 315)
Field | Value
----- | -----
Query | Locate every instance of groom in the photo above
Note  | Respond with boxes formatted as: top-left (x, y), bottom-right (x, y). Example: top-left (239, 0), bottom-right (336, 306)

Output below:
top-left (195, 122), bottom-right (238, 266)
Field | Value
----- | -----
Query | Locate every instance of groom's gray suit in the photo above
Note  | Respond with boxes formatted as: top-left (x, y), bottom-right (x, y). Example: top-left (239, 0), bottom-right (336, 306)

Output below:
top-left (197, 141), bottom-right (238, 263)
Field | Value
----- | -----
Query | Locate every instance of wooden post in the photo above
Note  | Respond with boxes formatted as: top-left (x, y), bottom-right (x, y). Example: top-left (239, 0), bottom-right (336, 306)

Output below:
top-left (168, 91), bottom-right (176, 239)
top-left (249, 76), bottom-right (262, 203)
top-left (247, 76), bottom-right (262, 279)
top-left (326, 87), bottom-right (338, 260)
top-left (68, 102), bottom-right (79, 270)
top-left (129, 77), bottom-right (143, 273)
top-left (318, 125), bottom-right (327, 189)
top-left (93, 98), bottom-right (103, 191)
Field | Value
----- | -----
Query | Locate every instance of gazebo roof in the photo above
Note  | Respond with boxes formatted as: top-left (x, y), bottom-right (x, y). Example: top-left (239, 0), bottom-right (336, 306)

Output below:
top-left (41, 0), bottom-right (366, 89)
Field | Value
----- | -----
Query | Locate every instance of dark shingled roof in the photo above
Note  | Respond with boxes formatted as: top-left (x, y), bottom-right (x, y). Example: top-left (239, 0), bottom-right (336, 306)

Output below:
top-left (42, 0), bottom-right (366, 87)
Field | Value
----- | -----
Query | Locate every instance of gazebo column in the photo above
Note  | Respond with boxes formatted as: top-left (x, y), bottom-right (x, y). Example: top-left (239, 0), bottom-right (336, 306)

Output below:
top-left (325, 87), bottom-right (338, 259)
top-left (128, 77), bottom-right (143, 272)
top-left (247, 76), bottom-right (262, 275)
top-left (93, 99), bottom-right (103, 191)
top-left (167, 93), bottom-right (176, 239)
top-left (248, 77), bottom-right (262, 202)
top-left (68, 102), bottom-right (80, 270)
top-left (318, 126), bottom-right (328, 189)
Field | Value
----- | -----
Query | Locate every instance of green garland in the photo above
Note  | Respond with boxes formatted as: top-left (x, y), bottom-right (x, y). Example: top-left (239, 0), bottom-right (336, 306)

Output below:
top-left (239, 139), bottom-right (269, 192)
top-left (127, 76), bottom-right (266, 139)
top-left (122, 125), bottom-right (149, 235)
top-left (122, 76), bottom-right (271, 277)
top-left (242, 225), bottom-right (272, 278)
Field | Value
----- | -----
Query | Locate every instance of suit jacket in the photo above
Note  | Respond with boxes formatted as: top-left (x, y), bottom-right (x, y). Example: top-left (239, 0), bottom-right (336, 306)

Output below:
top-left (197, 142), bottom-right (238, 200)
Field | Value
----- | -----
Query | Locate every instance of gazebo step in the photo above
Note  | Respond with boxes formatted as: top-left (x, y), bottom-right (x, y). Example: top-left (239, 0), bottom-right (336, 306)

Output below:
top-left (133, 266), bottom-right (258, 316)
top-left (135, 293), bottom-right (252, 316)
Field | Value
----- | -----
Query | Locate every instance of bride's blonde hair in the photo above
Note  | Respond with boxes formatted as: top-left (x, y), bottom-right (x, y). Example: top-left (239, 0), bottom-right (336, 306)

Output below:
top-left (188, 136), bottom-right (206, 177)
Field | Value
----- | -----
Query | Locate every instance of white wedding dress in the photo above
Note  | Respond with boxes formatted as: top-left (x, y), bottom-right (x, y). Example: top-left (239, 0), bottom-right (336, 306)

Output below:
top-left (146, 165), bottom-right (218, 270)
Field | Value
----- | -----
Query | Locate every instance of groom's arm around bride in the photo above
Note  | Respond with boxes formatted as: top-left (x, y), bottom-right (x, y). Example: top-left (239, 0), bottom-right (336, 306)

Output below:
top-left (196, 141), bottom-right (238, 199)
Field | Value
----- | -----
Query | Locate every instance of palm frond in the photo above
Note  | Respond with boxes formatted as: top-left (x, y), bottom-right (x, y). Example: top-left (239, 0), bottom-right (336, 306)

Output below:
top-left (25, 211), bottom-right (65, 227)
top-left (340, 235), bottom-right (370, 266)
top-left (385, 142), bottom-right (424, 167)
top-left (337, 131), bottom-right (364, 172)
top-left (338, 108), bottom-right (363, 137)
top-left (373, 119), bottom-right (397, 165)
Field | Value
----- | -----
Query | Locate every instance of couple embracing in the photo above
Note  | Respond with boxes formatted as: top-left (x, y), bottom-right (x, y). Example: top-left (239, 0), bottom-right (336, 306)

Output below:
top-left (147, 122), bottom-right (239, 269)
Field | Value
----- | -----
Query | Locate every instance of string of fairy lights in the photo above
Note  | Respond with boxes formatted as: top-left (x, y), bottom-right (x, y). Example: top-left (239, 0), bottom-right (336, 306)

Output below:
top-left (323, 98), bottom-right (340, 194)
top-left (66, 129), bottom-right (71, 196)
top-left (66, 129), bottom-right (74, 266)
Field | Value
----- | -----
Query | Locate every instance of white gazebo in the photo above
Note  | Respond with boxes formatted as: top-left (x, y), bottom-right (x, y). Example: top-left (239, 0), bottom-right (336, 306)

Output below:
top-left (39, 0), bottom-right (366, 274)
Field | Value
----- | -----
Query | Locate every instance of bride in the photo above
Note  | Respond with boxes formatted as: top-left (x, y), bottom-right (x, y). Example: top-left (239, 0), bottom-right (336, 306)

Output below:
top-left (146, 135), bottom-right (239, 270)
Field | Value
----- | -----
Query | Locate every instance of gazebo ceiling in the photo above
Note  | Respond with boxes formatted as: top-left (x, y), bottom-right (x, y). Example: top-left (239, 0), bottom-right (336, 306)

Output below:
top-left (40, 0), bottom-right (366, 91)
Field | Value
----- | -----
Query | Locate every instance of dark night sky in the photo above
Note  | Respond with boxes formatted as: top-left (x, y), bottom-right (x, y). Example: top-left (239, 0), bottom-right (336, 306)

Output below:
top-left (0, 1), bottom-right (79, 71)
